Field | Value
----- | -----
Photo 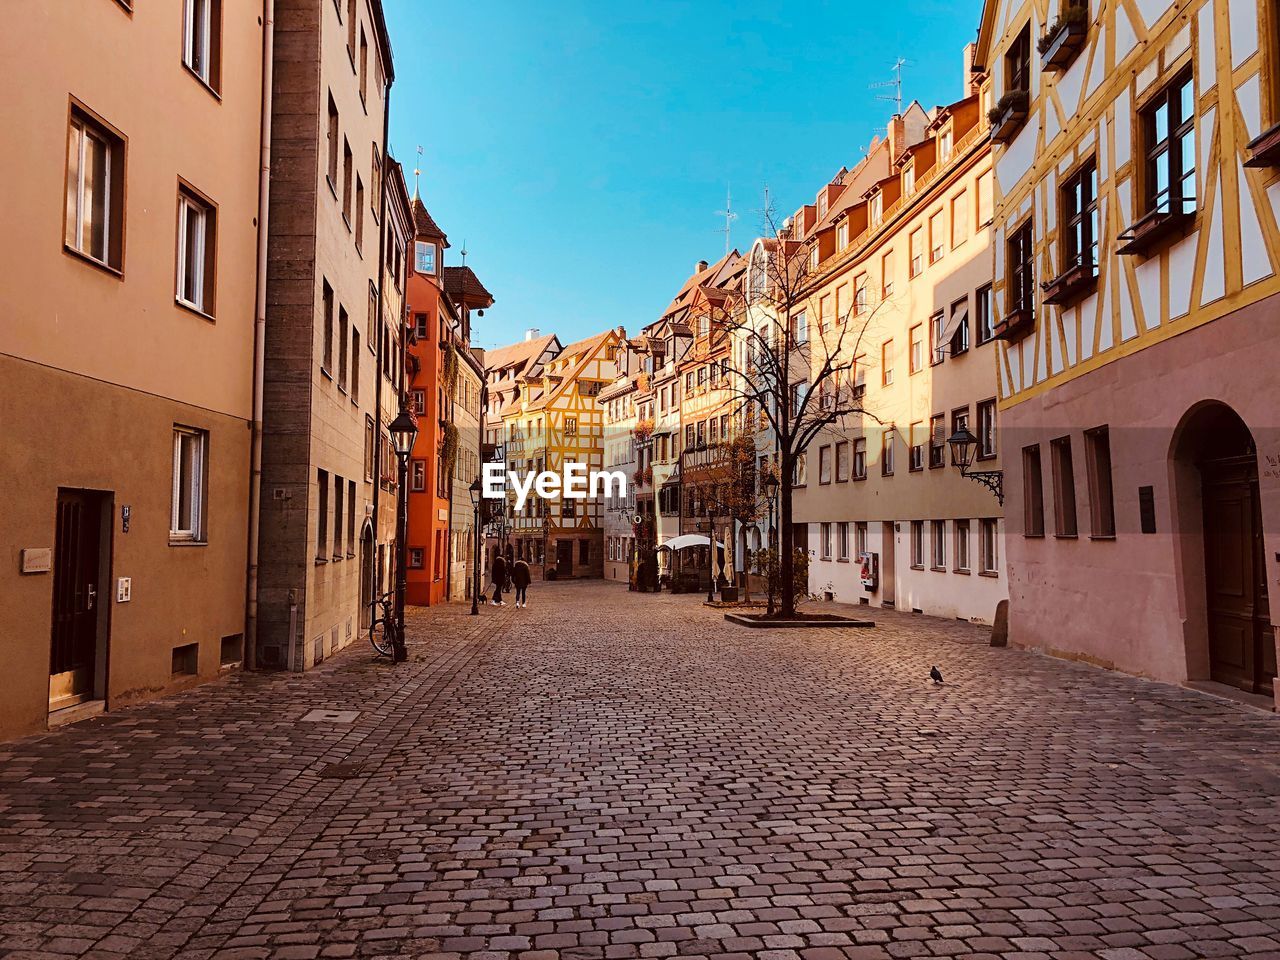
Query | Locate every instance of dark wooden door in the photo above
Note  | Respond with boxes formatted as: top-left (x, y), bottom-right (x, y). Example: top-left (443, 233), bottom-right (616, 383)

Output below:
top-left (49, 490), bottom-right (102, 706)
top-left (1202, 456), bottom-right (1274, 695)
top-left (556, 539), bottom-right (573, 576)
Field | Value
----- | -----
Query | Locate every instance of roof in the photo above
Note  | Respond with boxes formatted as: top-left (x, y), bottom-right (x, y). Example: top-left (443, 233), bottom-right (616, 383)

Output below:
top-left (484, 333), bottom-right (559, 373)
top-left (442, 266), bottom-right (494, 309)
top-left (410, 196), bottom-right (450, 247)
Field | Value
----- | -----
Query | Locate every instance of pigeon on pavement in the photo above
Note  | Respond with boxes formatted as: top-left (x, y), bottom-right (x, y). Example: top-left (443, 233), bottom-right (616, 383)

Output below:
top-left (930, 665), bottom-right (944, 685)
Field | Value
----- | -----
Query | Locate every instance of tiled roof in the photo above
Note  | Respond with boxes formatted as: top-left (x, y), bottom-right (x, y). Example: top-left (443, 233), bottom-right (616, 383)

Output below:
top-left (410, 196), bottom-right (449, 246)
top-left (442, 266), bottom-right (494, 308)
top-left (484, 333), bottom-right (559, 373)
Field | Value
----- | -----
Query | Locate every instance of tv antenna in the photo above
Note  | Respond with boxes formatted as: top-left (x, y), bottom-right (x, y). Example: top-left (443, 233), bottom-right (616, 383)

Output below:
top-left (413, 145), bottom-right (423, 197)
top-left (871, 58), bottom-right (912, 116)
top-left (715, 185), bottom-right (738, 256)
top-left (461, 238), bottom-right (468, 267)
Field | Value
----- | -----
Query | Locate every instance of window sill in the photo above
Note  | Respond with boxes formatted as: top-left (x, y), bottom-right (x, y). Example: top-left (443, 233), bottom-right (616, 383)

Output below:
top-left (1089, 534), bottom-right (1117, 541)
top-left (953, 567), bottom-right (971, 575)
top-left (836, 558), bottom-right (850, 563)
top-left (321, 367), bottom-right (333, 381)
top-left (976, 452), bottom-right (997, 463)
top-left (326, 176), bottom-right (338, 201)
top-left (978, 569), bottom-right (999, 578)
top-left (1054, 533), bottom-right (1079, 540)
top-left (169, 538), bottom-right (208, 547)
top-left (1024, 533), bottom-right (1045, 539)
top-left (910, 564), bottom-right (925, 571)
top-left (64, 244), bottom-right (123, 279)
top-left (343, 213), bottom-right (352, 234)
top-left (930, 566), bottom-right (947, 573)
top-left (853, 475), bottom-right (867, 482)
top-left (175, 298), bottom-right (216, 323)
top-left (346, 551), bottom-right (356, 559)
top-left (181, 63), bottom-right (222, 102)
top-left (315, 557), bottom-right (328, 565)
top-left (331, 555), bottom-right (343, 563)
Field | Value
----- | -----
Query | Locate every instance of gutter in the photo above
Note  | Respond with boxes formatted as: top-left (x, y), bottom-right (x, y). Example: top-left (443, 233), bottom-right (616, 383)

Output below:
top-left (372, 77), bottom-right (392, 599)
top-left (244, 0), bottom-right (274, 670)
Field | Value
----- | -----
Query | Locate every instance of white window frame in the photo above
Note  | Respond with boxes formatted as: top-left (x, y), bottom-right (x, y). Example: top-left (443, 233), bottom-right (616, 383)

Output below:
top-left (177, 192), bottom-right (209, 312)
top-left (171, 427), bottom-right (207, 541)
top-left (414, 240), bottom-right (436, 274)
top-left (931, 520), bottom-right (946, 569)
top-left (66, 117), bottom-right (112, 264)
top-left (183, 0), bottom-right (213, 83)
top-left (820, 522), bottom-right (832, 560)
top-left (955, 519), bottom-right (971, 572)
top-left (980, 518), bottom-right (999, 574)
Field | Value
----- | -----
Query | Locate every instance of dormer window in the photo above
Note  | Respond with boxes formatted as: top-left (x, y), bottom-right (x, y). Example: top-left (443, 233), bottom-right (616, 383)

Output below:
top-left (414, 240), bottom-right (436, 275)
top-left (837, 221), bottom-right (849, 250)
top-left (809, 245), bottom-right (820, 270)
top-left (870, 191), bottom-right (883, 226)
top-left (938, 127), bottom-right (954, 162)
top-left (902, 162), bottom-right (916, 197)
top-left (818, 193), bottom-right (828, 216)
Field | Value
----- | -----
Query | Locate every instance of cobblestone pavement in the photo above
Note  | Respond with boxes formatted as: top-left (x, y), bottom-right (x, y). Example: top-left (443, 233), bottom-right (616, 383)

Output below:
top-left (2, 582), bottom-right (1280, 960)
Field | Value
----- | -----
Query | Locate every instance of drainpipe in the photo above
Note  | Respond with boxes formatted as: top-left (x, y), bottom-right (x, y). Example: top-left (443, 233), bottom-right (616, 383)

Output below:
top-left (244, 0), bottom-right (274, 670)
top-left (371, 81), bottom-right (391, 605)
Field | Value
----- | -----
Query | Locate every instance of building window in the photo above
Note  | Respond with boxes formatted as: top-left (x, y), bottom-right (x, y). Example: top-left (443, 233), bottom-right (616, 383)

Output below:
top-left (333, 473), bottom-right (344, 559)
top-left (321, 280), bottom-right (334, 375)
top-left (854, 274), bottom-right (868, 314)
top-left (955, 519), bottom-right (971, 572)
top-left (835, 441), bottom-right (850, 482)
top-left (350, 329), bottom-right (359, 401)
top-left (1062, 159), bottom-right (1099, 275)
top-left (415, 240), bottom-right (436, 274)
top-left (1143, 69), bottom-right (1196, 216)
top-left (316, 468), bottom-right (329, 561)
top-left (837, 522), bottom-right (850, 561)
top-left (909, 228), bottom-right (923, 277)
top-left (347, 479), bottom-right (356, 556)
top-left (929, 209), bottom-right (945, 262)
top-left (1006, 22), bottom-right (1031, 93)
top-left (408, 547), bottom-right (424, 569)
top-left (881, 426), bottom-right (895, 476)
top-left (819, 445), bottom-right (832, 484)
top-left (951, 407), bottom-right (970, 465)
top-left (909, 422), bottom-right (925, 472)
top-left (975, 283), bottom-right (995, 344)
top-left (1051, 436), bottom-right (1079, 537)
top-left (65, 105), bottom-right (125, 270)
top-left (338, 306), bottom-right (349, 392)
top-left (870, 191), bottom-right (883, 225)
top-left (371, 144), bottom-right (382, 216)
top-left (881, 249), bottom-right (894, 298)
top-left (977, 399), bottom-right (997, 460)
top-left (930, 312), bottom-right (946, 364)
top-left (411, 459), bottom-right (426, 492)
top-left (326, 94), bottom-right (339, 189)
top-left (902, 161), bottom-right (915, 197)
top-left (977, 171), bottom-right (993, 226)
top-left (175, 185), bottom-right (216, 315)
top-left (411, 389), bottom-right (426, 416)
top-left (171, 427), bottom-right (207, 541)
top-left (950, 298), bottom-right (970, 356)
top-left (182, 0), bottom-right (221, 90)
top-left (1008, 220), bottom-right (1034, 316)
top-left (855, 522), bottom-right (868, 559)
top-left (938, 127), bottom-right (954, 162)
top-left (792, 309), bottom-right (808, 345)
top-left (931, 520), bottom-right (946, 569)
top-left (364, 416), bottom-right (375, 481)
top-left (950, 191), bottom-right (967, 247)
top-left (909, 325), bottom-right (924, 374)
top-left (911, 520), bottom-right (924, 568)
top-left (346, 0), bottom-right (357, 58)
top-left (565, 417), bottom-right (578, 436)
top-left (929, 413), bottom-right (946, 469)
top-left (853, 437), bottom-right (867, 480)
top-left (1085, 425), bottom-right (1116, 538)
top-left (821, 522), bottom-right (833, 560)
top-left (354, 176), bottom-right (364, 250)
top-left (1023, 444), bottom-right (1046, 537)
top-left (882, 339), bottom-right (894, 385)
top-left (980, 518), bottom-right (998, 574)
top-left (342, 138), bottom-right (353, 223)
top-left (359, 27), bottom-right (368, 104)
top-left (837, 221), bottom-right (849, 249)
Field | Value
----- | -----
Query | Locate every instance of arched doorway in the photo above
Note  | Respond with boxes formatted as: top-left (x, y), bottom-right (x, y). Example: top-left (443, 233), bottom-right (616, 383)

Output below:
top-left (359, 522), bottom-right (375, 630)
top-left (1173, 403), bottom-right (1274, 695)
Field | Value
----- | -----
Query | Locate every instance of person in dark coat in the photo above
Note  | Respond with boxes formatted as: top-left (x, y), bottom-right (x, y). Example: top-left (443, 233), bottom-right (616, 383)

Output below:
top-left (491, 553), bottom-right (508, 605)
top-left (511, 558), bottom-right (531, 608)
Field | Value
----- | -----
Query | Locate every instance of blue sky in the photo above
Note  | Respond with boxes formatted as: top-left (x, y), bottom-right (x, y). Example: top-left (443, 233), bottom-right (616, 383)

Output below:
top-left (384, 0), bottom-right (982, 349)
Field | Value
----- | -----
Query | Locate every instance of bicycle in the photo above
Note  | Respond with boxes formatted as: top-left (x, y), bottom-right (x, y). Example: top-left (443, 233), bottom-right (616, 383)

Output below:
top-left (368, 592), bottom-right (399, 658)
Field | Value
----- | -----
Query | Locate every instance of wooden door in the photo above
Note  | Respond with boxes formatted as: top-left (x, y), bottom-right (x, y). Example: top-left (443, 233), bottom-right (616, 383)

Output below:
top-left (49, 490), bottom-right (103, 708)
top-left (880, 520), bottom-right (896, 606)
top-left (557, 538), bottom-right (573, 576)
top-left (1202, 456), bottom-right (1274, 695)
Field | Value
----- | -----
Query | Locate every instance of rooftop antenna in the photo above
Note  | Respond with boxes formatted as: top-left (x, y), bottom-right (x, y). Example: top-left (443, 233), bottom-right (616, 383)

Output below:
top-left (715, 185), bottom-right (738, 256)
top-left (460, 238), bottom-right (468, 267)
top-left (871, 58), bottom-right (911, 116)
top-left (413, 145), bottom-right (423, 198)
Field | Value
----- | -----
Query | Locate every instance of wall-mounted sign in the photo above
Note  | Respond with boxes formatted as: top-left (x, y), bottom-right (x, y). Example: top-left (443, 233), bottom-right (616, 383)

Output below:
top-left (20, 548), bottom-right (52, 575)
top-left (117, 577), bottom-right (132, 602)
top-left (121, 505), bottom-right (131, 533)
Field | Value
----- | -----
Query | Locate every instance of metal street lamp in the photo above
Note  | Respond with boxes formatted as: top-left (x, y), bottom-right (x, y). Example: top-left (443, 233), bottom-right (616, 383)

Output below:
top-left (388, 407), bottom-right (418, 663)
top-left (469, 477), bottom-right (482, 615)
top-left (762, 472), bottom-right (779, 616)
top-left (702, 515), bottom-right (717, 603)
top-left (947, 426), bottom-right (1004, 505)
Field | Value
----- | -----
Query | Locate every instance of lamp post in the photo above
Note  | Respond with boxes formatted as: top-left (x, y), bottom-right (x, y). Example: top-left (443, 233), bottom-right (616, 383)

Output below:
top-left (704, 514), bottom-right (717, 603)
top-left (388, 407), bottom-right (418, 663)
top-left (762, 472), bottom-right (779, 616)
top-left (469, 477), bottom-right (482, 615)
top-left (946, 427), bottom-right (1004, 505)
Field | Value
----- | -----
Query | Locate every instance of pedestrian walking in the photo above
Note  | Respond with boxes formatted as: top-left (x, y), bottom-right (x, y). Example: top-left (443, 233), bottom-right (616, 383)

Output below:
top-left (511, 558), bottom-right (531, 608)
top-left (491, 552), bottom-right (508, 605)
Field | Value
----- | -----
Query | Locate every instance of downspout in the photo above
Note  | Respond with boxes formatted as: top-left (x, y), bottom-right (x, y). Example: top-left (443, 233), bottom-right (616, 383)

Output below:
top-left (245, 0), bottom-right (274, 670)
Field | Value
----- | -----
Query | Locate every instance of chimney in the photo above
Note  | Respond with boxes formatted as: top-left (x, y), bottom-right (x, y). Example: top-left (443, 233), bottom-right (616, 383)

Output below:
top-left (525, 327), bottom-right (540, 342)
top-left (962, 43), bottom-right (977, 96)
top-left (696, 259), bottom-right (709, 273)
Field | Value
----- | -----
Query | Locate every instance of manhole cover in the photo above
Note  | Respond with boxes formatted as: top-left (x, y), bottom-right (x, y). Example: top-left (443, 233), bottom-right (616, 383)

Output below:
top-left (302, 709), bottom-right (360, 724)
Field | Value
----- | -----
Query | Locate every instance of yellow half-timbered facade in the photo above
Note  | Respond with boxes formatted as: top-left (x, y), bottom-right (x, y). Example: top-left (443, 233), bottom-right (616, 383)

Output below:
top-left (979, 0), bottom-right (1280, 703)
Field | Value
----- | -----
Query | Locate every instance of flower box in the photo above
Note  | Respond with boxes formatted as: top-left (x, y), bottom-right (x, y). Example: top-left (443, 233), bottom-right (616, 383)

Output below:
top-left (1041, 260), bottom-right (1096, 305)
top-left (1039, 17), bottom-right (1086, 70)
top-left (988, 90), bottom-right (1030, 143)
top-left (1116, 209), bottom-right (1193, 257)
top-left (1245, 121), bottom-right (1280, 168)
top-left (993, 307), bottom-right (1034, 343)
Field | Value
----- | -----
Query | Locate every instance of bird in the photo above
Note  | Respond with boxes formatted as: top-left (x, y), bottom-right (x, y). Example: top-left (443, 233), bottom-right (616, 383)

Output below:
top-left (929, 666), bottom-right (944, 685)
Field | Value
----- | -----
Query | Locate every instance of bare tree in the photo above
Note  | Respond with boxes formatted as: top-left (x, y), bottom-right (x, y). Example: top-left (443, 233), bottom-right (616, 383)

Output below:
top-left (718, 198), bottom-right (887, 617)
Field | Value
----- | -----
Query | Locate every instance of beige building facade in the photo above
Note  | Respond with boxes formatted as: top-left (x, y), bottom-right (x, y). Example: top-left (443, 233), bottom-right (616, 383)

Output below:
top-left (0, 1), bottom-right (266, 738)
top-left (792, 73), bottom-right (1009, 623)
top-left (256, 0), bottom-right (394, 670)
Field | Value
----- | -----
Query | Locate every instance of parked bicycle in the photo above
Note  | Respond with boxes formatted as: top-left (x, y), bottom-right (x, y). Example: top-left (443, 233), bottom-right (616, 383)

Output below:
top-left (368, 592), bottom-right (399, 658)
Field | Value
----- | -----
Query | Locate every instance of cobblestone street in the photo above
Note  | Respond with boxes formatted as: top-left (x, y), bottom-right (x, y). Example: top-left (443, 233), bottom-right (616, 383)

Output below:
top-left (2, 581), bottom-right (1279, 960)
